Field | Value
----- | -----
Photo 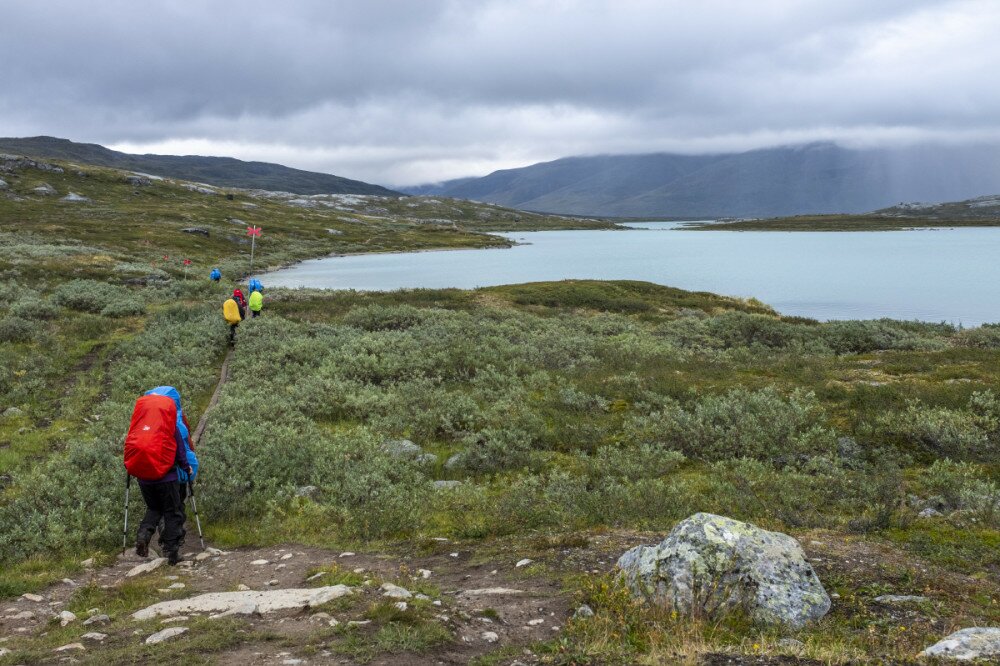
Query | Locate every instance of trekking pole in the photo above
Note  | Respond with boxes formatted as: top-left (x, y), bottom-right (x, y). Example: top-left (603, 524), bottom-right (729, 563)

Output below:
top-left (121, 473), bottom-right (132, 556)
top-left (188, 481), bottom-right (205, 549)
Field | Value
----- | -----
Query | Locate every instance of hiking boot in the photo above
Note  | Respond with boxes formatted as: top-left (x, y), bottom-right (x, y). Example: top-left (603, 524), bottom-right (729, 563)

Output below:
top-left (166, 550), bottom-right (182, 566)
top-left (135, 537), bottom-right (149, 558)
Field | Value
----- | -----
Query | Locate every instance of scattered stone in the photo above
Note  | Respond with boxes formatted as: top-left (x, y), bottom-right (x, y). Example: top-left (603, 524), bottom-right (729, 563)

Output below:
top-left (81, 632), bottom-right (107, 642)
top-left (432, 480), bottom-right (462, 490)
top-left (450, 552), bottom-right (459, 558)
top-left (266, 579), bottom-right (279, 586)
top-left (0, 178), bottom-right (7, 189)
top-left (126, 558), bottom-right (167, 578)
top-left (33, 183), bottom-right (57, 195)
top-left (2, 407), bottom-right (24, 418)
top-left (9, 610), bottom-right (34, 620)
top-left (205, 547), bottom-right (224, 556)
top-left (53, 642), bottom-right (85, 652)
top-left (874, 594), bottom-right (929, 605)
top-left (0, 648), bottom-right (9, 657)
top-left (920, 627), bottom-right (1000, 661)
top-left (617, 513), bottom-right (830, 630)
top-left (180, 227), bottom-right (209, 236)
top-left (417, 569), bottom-right (432, 579)
top-left (459, 588), bottom-right (525, 597)
top-left (347, 620), bottom-right (371, 627)
top-left (281, 553), bottom-right (294, 560)
top-left (167, 583), bottom-right (186, 590)
top-left (82, 614), bottom-right (109, 626)
top-left (250, 559), bottom-right (269, 566)
top-left (81, 558), bottom-right (94, 568)
top-left (294, 485), bottom-right (318, 498)
top-left (394, 602), bottom-right (408, 611)
top-left (275, 564), bottom-right (287, 571)
top-left (61, 578), bottom-right (76, 586)
top-left (311, 612), bottom-right (331, 621)
top-left (778, 638), bottom-right (806, 651)
top-left (444, 453), bottom-right (463, 469)
top-left (415, 593), bottom-right (430, 601)
top-left (306, 573), bottom-right (325, 582)
top-left (61, 192), bottom-right (90, 202)
top-left (383, 439), bottom-right (422, 457)
top-left (58, 610), bottom-right (78, 626)
top-left (21, 593), bottom-right (43, 602)
top-left (133, 586), bottom-right (353, 620)
top-left (282, 660), bottom-right (304, 665)
top-left (919, 507), bottom-right (943, 519)
top-left (416, 452), bottom-right (438, 465)
top-left (482, 631), bottom-right (499, 643)
top-left (236, 584), bottom-right (251, 591)
top-left (574, 604), bottom-right (595, 619)
top-left (515, 558), bottom-right (533, 568)
top-left (124, 175), bottom-right (151, 186)
top-left (145, 626), bottom-right (188, 644)
top-left (161, 616), bottom-right (189, 624)
top-left (381, 583), bottom-right (413, 599)
top-left (528, 619), bottom-right (544, 626)
top-left (339, 552), bottom-right (355, 558)
top-left (195, 552), bottom-right (211, 562)
top-left (86, 608), bottom-right (100, 615)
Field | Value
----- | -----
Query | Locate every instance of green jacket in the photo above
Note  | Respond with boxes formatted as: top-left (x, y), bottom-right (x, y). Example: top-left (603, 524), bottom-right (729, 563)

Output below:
top-left (249, 291), bottom-right (263, 312)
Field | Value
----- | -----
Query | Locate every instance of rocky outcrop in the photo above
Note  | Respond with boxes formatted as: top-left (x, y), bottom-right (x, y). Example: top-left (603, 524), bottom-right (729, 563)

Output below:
top-left (61, 192), bottom-right (91, 202)
top-left (920, 628), bottom-right (1000, 661)
top-left (617, 513), bottom-right (830, 630)
top-left (132, 585), bottom-right (352, 620)
top-left (33, 183), bottom-right (57, 195)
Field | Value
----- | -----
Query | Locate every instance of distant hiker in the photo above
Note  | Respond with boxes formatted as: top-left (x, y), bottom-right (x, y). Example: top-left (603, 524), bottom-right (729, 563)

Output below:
top-left (223, 295), bottom-right (243, 344)
top-left (124, 391), bottom-right (191, 565)
top-left (248, 277), bottom-right (263, 293)
top-left (233, 288), bottom-right (248, 311)
top-left (248, 289), bottom-right (263, 318)
top-left (210, 268), bottom-right (221, 282)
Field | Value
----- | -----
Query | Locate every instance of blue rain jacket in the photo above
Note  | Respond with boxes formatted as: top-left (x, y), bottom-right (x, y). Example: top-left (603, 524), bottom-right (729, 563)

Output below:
top-left (144, 386), bottom-right (199, 483)
top-left (210, 268), bottom-right (221, 281)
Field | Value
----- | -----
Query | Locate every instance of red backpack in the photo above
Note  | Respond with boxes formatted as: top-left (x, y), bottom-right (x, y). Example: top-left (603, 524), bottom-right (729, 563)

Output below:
top-left (124, 394), bottom-right (178, 481)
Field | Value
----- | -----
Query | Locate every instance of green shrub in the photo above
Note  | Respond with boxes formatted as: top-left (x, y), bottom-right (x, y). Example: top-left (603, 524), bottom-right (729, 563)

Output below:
top-left (9, 297), bottom-right (58, 320)
top-left (0, 316), bottom-right (39, 343)
top-left (52, 279), bottom-right (140, 315)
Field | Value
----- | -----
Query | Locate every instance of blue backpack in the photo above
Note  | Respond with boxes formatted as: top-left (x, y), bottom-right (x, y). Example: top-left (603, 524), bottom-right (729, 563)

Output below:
top-left (248, 277), bottom-right (263, 292)
top-left (144, 386), bottom-right (198, 483)
top-left (210, 268), bottom-right (221, 282)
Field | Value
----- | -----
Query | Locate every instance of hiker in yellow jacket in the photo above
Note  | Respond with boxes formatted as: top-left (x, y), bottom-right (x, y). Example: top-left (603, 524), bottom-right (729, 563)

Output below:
top-left (223, 295), bottom-right (243, 345)
top-left (248, 289), bottom-right (263, 318)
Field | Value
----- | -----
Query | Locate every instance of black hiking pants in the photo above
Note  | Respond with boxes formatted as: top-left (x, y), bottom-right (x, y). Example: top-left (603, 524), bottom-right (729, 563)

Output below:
top-left (137, 481), bottom-right (186, 554)
top-left (228, 323), bottom-right (238, 343)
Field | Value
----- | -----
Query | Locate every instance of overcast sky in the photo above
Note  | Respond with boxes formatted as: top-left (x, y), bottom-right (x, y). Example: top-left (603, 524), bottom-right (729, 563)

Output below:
top-left (2, 0), bottom-right (999, 186)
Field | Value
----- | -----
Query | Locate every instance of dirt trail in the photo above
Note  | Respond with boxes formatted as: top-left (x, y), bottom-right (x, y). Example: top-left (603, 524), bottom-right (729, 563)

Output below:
top-left (192, 347), bottom-right (234, 446)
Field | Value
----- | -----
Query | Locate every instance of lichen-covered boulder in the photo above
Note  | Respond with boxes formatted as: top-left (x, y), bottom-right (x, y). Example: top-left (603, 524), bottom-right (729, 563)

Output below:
top-left (919, 628), bottom-right (1000, 661)
top-left (617, 513), bottom-right (830, 629)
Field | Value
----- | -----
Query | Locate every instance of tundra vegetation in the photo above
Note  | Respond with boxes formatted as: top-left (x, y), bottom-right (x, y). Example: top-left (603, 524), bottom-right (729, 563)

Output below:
top-left (1, 156), bottom-right (999, 663)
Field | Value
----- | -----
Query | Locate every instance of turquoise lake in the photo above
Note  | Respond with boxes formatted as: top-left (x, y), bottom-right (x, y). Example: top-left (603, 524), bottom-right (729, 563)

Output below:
top-left (266, 222), bottom-right (1000, 326)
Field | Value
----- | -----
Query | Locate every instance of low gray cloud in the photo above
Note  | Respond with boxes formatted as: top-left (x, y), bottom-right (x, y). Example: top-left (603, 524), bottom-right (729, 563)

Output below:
top-left (1, 0), bottom-right (998, 185)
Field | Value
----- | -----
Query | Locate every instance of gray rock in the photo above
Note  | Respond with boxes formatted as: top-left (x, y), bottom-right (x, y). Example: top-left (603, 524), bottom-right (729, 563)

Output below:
top-left (61, 192), bottom-right (90, 202)
top-left (444, 453), bottom-right (464, 470)
top-left (920, 627), bottom-right (1000, 661)
top-left (124, 175), bottom-right (151, 186)
top-left (133, 585), bottom-right (352, 620)
top-left (432, 480), bottom-right (462, 490)
top-left (33, 183), bottom-right (57, 195)
top-left (919, 507), bottom-right (942, 519)
top-left (83, 614), bottom-right (110, 626)
top-left (874, 594), bottom-right (929, 605)
top-left (415, 453), bottom-right (438, 465)
top-left (574, 604), bottom-right (595, 619)
top-left (126, 557), bottom-right (167, 578)
top-left (381, 583), bottom-right (412, 599)
top-left (53, 642), bottom-right (85, 652)
top-left (145, 626), bottom-right (188, 644)
top-left (617, 513), bottom-right (830, 630)
top-left (81, 632), bottom-right (107, 642)
top-left (326, 228), bottom-right (343, 235)
top-left (180, 227), bottom-right (210, 237)
top-left (2, 407), bottom-right (23, 418)
top-left (0, 178), bottom-right (7, 189)
top-left (382, 439), bottom-right (422, 457)
top-left (294, 485), bottom-right (318, 498)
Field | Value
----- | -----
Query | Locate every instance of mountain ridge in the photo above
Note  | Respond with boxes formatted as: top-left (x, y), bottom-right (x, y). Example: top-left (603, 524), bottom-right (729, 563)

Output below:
top-left (0, 135), bottom-right (399, 196)
top-left (406, 142), bottom-right (1000, 217)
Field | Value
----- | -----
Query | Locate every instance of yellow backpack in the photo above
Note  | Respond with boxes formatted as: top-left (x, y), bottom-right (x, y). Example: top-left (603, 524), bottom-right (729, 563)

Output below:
top-left (223, 298), bottom-right (242, 324)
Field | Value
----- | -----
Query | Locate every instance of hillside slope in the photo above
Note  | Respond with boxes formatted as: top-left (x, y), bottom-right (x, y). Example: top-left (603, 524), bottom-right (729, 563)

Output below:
top-left (410, 142), bottom-right (1000, 218)
top-left (0, 136), bottom-right (399, 196)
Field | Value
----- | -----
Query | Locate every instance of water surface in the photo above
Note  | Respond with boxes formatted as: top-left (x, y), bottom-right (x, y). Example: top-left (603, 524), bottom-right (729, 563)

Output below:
top-left (267, 223), bottom-right (1000, 325)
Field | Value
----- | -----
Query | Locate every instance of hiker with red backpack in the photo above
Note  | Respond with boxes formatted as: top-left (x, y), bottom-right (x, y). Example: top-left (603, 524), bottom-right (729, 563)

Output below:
top-left (123, 390), bottom-right (193, 565)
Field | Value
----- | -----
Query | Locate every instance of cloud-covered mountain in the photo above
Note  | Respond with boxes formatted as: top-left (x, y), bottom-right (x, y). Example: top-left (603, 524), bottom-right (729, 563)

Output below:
top-left (408, 143), bottom-right (1000, 218)
top-left (0, 136), bottom-right (398, 196)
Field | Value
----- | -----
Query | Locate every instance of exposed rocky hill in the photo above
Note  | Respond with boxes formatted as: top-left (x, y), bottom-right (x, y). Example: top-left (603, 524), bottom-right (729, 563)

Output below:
top-left (0, 136), bottom-right (399, 196)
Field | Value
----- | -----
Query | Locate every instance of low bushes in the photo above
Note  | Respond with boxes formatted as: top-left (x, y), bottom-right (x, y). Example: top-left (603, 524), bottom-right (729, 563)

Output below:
top-left (52, 279), bottom-right (146, 317)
